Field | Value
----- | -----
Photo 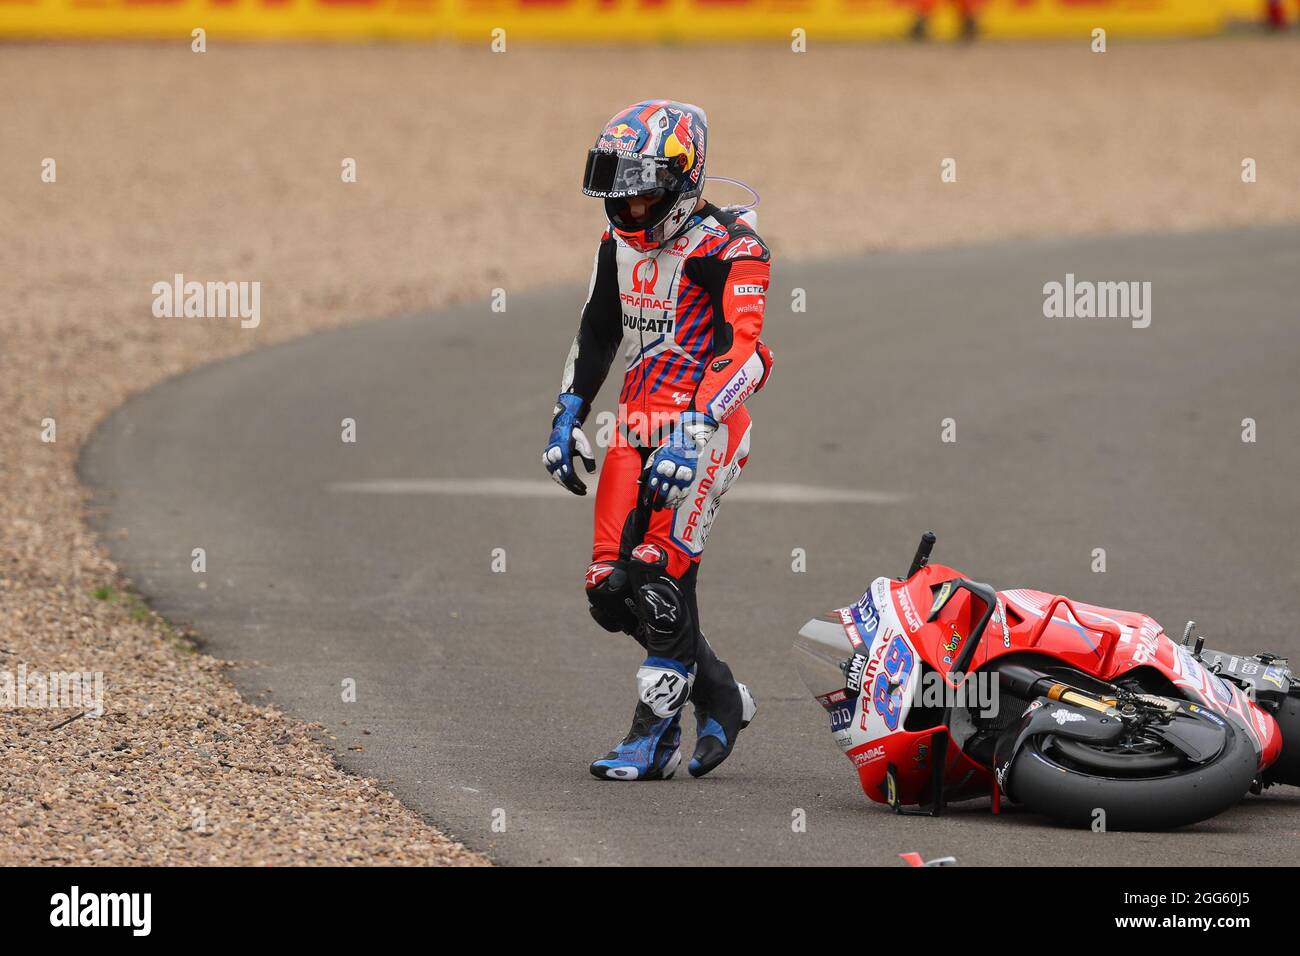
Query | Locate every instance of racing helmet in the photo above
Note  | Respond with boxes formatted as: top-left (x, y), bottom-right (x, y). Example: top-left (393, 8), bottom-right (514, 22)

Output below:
top-left (582, 100), bottom-right (707, 252)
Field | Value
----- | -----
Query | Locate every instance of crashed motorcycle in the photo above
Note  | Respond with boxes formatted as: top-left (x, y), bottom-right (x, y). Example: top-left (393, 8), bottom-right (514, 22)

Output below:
top-left (794, 532), bottom-right (1300, 829)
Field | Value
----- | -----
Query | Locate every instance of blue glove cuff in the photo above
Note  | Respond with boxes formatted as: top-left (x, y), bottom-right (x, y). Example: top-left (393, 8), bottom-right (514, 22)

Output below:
top-left (553, 392), bottom-right (585, 426)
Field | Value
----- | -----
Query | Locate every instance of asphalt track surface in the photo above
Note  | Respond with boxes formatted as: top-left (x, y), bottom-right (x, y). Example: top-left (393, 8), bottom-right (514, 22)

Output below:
top-left (82, 227), bottom-right (1300, 866)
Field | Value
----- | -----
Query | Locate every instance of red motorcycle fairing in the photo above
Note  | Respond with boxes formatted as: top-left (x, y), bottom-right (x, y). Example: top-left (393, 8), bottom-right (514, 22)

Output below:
top-left (795, 569), bottom-right (992, 807)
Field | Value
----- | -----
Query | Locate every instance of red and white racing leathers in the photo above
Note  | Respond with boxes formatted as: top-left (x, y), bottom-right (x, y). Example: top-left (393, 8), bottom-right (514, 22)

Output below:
top-left (560, 202), bottom-right (773, 585)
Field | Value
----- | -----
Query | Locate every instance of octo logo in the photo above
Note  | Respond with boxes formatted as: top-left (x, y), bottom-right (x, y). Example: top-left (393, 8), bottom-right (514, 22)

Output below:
top-left (631, 257), bottom-right (659, 293)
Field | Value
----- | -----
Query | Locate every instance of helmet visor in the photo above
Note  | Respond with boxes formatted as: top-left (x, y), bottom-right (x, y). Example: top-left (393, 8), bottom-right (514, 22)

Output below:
top-left (583, 149), bottom-right (686, 199)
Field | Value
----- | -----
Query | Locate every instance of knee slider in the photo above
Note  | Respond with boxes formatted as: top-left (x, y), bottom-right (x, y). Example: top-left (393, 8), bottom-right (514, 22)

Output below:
top-left (629, 544), bottom-right (696, 659)
top-left (631, 570), bottom-right (689, 640)
top-left (585, 561), bottom-right (637, 634)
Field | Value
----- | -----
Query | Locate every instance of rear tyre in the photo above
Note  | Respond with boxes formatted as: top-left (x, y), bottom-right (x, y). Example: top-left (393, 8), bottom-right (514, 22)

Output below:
top-left (1009, 717), bottom-right (1258, 830)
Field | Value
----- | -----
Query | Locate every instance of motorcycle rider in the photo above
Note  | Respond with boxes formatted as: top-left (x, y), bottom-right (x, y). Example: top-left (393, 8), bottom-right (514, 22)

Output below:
top-left (543, 100), bottom-right (773, 780)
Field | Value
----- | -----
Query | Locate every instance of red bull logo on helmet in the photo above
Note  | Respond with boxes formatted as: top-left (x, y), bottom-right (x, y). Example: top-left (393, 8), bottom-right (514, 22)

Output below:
top-left (663, 113), bottom-right (696, 174)
top-left (598, 122), bottom-right (642, 151)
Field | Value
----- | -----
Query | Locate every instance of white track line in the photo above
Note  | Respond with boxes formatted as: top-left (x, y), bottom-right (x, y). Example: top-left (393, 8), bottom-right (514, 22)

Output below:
top-left (328, 478), bottom-right (904, 505)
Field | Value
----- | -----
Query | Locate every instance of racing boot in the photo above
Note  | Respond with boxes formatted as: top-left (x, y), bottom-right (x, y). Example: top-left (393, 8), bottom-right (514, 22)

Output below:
top-left (688, 635), bottom-right (757, 778)
top-left (590, 657), bottom-right (692, 781)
